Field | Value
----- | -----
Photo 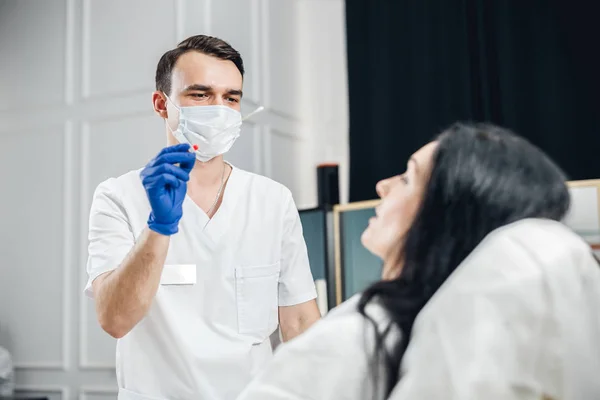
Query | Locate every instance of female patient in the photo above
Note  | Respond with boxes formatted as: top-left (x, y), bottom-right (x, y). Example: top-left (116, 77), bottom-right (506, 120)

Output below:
top-left (237, 123), bottom-right (600, 399)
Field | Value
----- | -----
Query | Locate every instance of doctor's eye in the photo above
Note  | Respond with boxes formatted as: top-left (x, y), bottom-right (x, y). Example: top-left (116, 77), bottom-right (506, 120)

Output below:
top-left (226, 97), bottom-right (240, 103)
top-left (190, 93), bottom-right (209, 99)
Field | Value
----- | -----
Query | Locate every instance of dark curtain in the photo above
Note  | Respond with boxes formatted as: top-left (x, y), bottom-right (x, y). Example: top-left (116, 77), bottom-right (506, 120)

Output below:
top-left (346, 0), bottom-right (600, 201)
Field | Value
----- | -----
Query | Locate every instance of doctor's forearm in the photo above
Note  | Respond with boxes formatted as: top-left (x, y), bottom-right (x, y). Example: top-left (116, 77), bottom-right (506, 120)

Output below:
top-left (94, 228), bottom-right (170, 338)
top-left (279, 299), bottom-right (321, 342)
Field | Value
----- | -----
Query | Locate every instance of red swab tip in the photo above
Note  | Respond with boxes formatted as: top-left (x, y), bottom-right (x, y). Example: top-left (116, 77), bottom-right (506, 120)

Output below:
top-left (192, 144), bottom-right (198, 151)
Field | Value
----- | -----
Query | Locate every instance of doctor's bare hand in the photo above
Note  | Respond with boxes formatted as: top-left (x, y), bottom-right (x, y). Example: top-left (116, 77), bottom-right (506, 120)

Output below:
top-left (140, 144), bottom-right (196, 236)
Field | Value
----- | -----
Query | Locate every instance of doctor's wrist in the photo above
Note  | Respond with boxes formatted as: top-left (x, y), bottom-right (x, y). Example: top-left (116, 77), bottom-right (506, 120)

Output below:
top-left (147, 214), bottom-right (179, 236)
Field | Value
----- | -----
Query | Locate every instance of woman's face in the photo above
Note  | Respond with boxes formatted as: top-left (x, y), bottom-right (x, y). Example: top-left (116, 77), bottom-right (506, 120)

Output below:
top-left (361, 142), bottom-right (437, 268)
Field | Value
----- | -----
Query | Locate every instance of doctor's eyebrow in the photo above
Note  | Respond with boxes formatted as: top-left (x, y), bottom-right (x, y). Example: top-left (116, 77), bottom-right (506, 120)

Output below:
top-left (226, 89), bottom-right (243, 98)
top-left (183, 84), bottom-right (243, 98)
top-left (183, 84), bottom-right (212, 92)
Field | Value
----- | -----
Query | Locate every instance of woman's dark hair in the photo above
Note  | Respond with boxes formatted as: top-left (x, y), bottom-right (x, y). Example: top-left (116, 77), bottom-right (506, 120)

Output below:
top-left (359, 122), bottom-right (571, 396)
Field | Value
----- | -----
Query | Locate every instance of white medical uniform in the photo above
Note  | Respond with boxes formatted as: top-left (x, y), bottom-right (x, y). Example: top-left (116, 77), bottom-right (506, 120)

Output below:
top-left (84, 163), bottom-right (317, 400)
top-left (237, 218), bottom-right (600, 400)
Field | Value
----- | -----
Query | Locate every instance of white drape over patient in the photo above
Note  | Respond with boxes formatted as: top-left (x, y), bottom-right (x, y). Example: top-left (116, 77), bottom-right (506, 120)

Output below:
top-left (237, 219), bottom-right (600, 400)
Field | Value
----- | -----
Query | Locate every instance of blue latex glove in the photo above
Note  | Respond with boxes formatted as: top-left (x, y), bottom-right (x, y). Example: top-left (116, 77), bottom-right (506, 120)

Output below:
top-left (140, 144), bottom-right (196, 235)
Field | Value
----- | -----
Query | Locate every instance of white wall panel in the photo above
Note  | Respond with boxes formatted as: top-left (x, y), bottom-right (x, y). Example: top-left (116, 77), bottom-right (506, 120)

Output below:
top-left (79, 300), bottom-right (115, 368)
top-left (0, 0), bottom-right (66, 111)
top-left (263, 0), bottom-right (300, 119)
top-left (209, 0), bottom-right (260, 103)
top-left (0, 126), bottom-right (66, 368)
top-left (82, 113), bottom-right (165, 188)
top-left (82, 0), bottom-right (176, 99)
top-left (179, 0), bottom-right (210, 41)
top-left (226, 122), bottom-right (260, 173)
top-left (268, 130), bottom-right (303, 197)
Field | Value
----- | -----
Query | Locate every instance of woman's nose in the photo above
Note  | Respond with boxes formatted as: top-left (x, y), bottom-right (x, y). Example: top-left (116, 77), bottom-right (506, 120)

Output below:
top-left (376, 179), bottom-right (389, 198)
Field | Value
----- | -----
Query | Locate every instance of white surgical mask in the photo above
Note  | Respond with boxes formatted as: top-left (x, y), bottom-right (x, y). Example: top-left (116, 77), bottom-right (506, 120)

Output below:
top-left (165, 95), bottom-right (263, 162)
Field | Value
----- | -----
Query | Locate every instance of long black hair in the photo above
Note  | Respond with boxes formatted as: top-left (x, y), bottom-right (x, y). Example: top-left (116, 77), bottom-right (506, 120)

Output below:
top-left (358, 122), bottom-right (571, 396)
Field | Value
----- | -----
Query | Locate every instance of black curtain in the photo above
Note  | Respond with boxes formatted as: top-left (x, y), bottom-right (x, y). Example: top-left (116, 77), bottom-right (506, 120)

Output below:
top-left (346, 0), bottom-right (600, 201)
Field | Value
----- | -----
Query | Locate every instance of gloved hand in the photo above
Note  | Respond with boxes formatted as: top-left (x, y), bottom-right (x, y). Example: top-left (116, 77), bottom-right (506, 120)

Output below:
top-left (140, 144), bottom-right (196, 235)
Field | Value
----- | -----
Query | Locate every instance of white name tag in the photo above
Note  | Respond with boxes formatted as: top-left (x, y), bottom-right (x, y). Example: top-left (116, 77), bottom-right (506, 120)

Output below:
top-left (160, 264), bottom-right (197, 285)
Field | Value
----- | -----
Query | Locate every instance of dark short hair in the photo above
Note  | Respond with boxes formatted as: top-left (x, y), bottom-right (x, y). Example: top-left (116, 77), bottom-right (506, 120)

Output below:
top-left (155, 35), bottom-right (245, 96)
top-left (359, 122), bottom-right (571, 397)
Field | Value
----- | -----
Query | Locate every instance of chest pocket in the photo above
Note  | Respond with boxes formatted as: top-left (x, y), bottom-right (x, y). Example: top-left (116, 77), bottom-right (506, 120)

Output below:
top-left (235, 262), bottom-right (281, 340)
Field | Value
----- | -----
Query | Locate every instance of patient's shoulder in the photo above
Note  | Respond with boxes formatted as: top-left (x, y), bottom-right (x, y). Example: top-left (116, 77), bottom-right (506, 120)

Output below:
top-left (289, 294), bottom-right (396, 356)
top-left (256, 294), bottom-right (393, 399)
top-left (291, 295), bottom-right (368, 346)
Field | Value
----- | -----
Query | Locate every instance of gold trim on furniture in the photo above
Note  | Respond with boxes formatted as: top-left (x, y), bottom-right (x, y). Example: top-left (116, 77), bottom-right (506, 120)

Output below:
top-left (566, 179), bottom-right (600, 249)
top-left (566, 179), bottom-right (600, 188)
top-left (334, 199), bottom-right (381, 212)
top-left (333, 200), bottom-right (381, 306)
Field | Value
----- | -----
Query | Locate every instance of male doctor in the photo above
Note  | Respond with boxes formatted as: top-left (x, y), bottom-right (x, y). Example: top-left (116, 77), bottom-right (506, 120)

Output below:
top-left (84, 35), bottom-right (321, 400)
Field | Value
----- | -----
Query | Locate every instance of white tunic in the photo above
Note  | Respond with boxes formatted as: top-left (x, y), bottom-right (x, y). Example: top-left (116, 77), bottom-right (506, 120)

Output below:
top-left (84, 164), bottom-right (317, 400)
top-left (237, 219), bottom-right (600, 400)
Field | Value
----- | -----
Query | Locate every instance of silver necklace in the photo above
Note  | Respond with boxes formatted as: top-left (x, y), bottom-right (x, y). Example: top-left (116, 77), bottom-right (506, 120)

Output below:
top-left (206, 162), bottom-right (227, 218)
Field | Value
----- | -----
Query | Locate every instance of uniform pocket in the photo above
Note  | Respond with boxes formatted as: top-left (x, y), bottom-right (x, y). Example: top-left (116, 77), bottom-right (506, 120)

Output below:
top-left (235, 262), bottom-right (281, 339)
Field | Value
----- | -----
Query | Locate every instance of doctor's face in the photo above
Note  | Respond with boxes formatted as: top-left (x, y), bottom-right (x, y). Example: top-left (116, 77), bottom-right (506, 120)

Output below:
top-left (361, 142), bottom-right (437, 268)
top-left (169, 51), bottom-right (243, 110)
top-left (158, 51), bottom-right (244, 143)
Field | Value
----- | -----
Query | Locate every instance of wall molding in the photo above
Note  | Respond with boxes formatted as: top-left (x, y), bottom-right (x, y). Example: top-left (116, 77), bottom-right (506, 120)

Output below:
top-left (79, 386), bottom-right (118, 400)
top-left (203, 0), bottom-right (212, 35)
top-left (79, 361), bottom-right (116, 370)
top-left (80, 0), bottom-right (92, 100)
top-left (249, 0), bottom-right (262, 104)
top-left (263, 125), bottom-right (272, 178)
top-left (78, 121), bottom-right (93, 369)
top-left (62, 120), bottom-right (75, 372)
top-left (251, 121), bottom-right (263, 175)
top-left (0, 92), bottom-right (152, 131)
top-left (13, 361), bottom-right (66, 370)
top-left (64, 0), bottom-right (76, 105)
top-left (16, 384), bottom-right (69, 400)
top-left (268, 124), bottom-right (303, 140)
top-left (264, 107), bottom-right (301, 124)
top-left (259, 0), bottom-right (270, 110)
top-left (174, 0), bottom-right (185, 43)
top-left (80, 110), bottom-right (156, 125)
